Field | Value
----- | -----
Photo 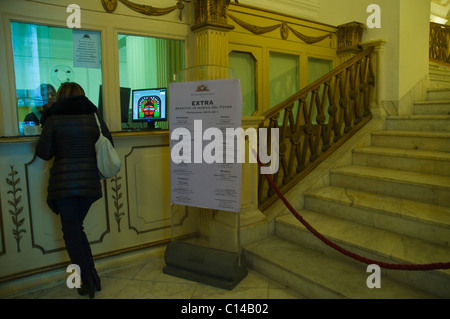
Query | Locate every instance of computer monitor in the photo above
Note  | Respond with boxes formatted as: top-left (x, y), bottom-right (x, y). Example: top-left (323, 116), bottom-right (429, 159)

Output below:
top-left (97, 85), bottom-right (131, 123)
top-left (131, 88), bottom-right (167, 126)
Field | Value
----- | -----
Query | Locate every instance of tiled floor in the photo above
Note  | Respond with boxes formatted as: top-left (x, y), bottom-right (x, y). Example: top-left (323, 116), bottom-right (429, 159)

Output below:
top-left (5, 248), bottom-right (304, 299)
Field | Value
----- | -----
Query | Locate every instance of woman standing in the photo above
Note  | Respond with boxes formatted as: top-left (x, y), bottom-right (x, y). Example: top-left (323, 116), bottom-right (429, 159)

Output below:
top-left (24, 84), bottom-right (57, 125)
top-left (36, 82), bottom-right (114, 298)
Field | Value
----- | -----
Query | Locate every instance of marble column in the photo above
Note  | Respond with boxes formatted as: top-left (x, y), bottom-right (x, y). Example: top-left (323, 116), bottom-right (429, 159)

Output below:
top-left (209, 117), bottom-right (268, 252)
top-left (190, 0), bottom-right (268, 252)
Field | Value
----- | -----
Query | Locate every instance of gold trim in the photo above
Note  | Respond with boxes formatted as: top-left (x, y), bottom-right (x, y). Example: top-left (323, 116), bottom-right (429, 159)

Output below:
top-left (229, 2), bottom-right (336, 30)
top-left (101, 0), bottom-right (185, 21)
top-left (112, 130), bottom-right (169, 138)
top-left (288, 25), bottom-right (332, 44)
top-left (0, 131), bottom-right (169, 144)
top-left (229, 13), bottom-right (280, 35)
top-left (191, 0), bottom-right (235, 32)
top-left (101, 0), bottom-right (118, 13)
top-left (336, 21), bottom-right (365, 55)
top-left (280, 22), bottom-right (288, 40)
top-left (228, 13), bottom-right (333, 44)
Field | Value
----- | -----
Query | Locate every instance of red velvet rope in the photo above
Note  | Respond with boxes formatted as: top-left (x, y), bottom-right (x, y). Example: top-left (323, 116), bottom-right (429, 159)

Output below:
top-left (257, 158), bottom-right (450, 271)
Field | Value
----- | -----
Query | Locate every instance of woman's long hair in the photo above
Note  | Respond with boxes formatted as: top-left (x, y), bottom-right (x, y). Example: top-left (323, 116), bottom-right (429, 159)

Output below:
top-left (56, 82), bottom-right (85, 102)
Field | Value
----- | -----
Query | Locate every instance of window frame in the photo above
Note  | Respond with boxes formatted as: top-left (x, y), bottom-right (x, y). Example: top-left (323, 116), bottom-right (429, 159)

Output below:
top-left (113, 30), bottom-right (187, 131)
top-left (228, 43), bottom-right (262, 116)
top-left (228, 49), bottom-right (258, 117)
top-left (2, 14), bottom-right (110, 136)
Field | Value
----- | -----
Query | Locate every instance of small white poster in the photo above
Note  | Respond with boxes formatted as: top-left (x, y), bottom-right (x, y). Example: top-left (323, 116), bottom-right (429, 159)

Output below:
top-left (169, 78), bottom-right (243, 212)
top-left (73, 29), bottom-right (101, 69)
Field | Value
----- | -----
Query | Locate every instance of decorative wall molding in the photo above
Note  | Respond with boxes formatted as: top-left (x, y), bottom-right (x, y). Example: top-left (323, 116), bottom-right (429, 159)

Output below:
top-left (25, 156), bottom-right (64, 255)
top-left (6, 165), bottom-right (25, 253)
top-left (111, 175), bottom-right (125, 232)
top-left (0, 134), bottom-right (185, 281)
top-left (124, 145), bottom-right (186, 235)
top-left (228, 13), bottom-right (333, 44)
top-left (24, 156), bottom-right (110, 255)
top-left (101, 0), bottom-right (185, 20)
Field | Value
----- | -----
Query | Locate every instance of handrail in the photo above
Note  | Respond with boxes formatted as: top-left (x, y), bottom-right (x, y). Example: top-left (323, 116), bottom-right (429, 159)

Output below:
top-left (430, 22), bottom-right (450, 66)
top-left (263, 46), bottom-right (374, 119)
top-left (258, 46), bottom-right (375, 210)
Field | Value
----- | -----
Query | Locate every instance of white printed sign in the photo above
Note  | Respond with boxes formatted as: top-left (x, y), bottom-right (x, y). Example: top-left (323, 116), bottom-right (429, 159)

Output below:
top-left (169, 78), bottom-right (242, 212)
top-left (73, 29), bottom-right (101, 69)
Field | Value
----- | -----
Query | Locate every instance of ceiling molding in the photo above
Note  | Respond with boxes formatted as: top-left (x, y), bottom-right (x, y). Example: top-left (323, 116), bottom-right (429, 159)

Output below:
top-left (239, 0), bottom-right (320, 20)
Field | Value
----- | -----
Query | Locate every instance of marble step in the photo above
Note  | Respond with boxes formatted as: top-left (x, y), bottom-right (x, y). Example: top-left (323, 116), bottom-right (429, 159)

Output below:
top-left (371, 130), bottom-right (450, 152)
top-left (386, 115), bottom-right (450, 132)
top-left (304, 186), bottom-right (450, 246)
top-left (352, 146), bottom-right (450, 176)
top-left (428, 64), bottom-right (450, 87)
top-left (413, 100), bottom-right (450, 115)
top-left (429, 66), bottom-right (450, 76)
top-left (329, 165), bottom-right (450, 207)
top-left (275, 212), bottom-right (450, 298)
top-left (427, 88), bottom-right (450, 101)
top-left (244, 236), bottom-right (436, 299)
top-left (429, 80), bottom-right (450, 89)
top-left (429, 72), bottom-right (450, 83)
top-left (429, 62), bottom-right (450, 72)
top-left (430, 66), bottom-right (450, 74)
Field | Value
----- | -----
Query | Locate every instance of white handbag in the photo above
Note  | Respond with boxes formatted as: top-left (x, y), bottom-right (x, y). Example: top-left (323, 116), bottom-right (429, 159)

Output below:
top-left (94, 113), bottom-right (121, 179)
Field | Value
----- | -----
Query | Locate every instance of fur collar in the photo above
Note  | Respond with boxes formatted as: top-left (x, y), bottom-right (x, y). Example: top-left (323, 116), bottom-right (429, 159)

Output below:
top-left (41, 96), bottom-right (97, 125)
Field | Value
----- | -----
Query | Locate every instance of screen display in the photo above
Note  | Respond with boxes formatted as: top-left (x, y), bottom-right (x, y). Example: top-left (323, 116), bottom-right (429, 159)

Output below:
top-left (131, 88), bottom-right (167, 122)
top-left (98, 86), bottom-right (131, 123)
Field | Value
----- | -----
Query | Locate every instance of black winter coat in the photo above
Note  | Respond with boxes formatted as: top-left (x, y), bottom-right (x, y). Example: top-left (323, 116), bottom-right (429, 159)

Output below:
top-left (35, 96), bottom-right (114, 214)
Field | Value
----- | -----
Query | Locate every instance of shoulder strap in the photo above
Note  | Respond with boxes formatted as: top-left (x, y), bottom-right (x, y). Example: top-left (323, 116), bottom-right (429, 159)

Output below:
top-left (94, 113), bottom-right (103, 135)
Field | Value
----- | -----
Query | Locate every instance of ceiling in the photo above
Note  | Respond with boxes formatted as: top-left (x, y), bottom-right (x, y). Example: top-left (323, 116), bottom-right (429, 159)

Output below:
top-left (431, 0), bottom-right (450, 6)
top-left (245, 0), bottom-right (450, 25)
top-left (431, 0), bottom-right (450, 23)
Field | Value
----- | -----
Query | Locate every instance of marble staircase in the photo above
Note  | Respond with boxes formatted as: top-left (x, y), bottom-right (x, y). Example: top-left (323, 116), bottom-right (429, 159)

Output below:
top-left (429, 62), bottom-right (450, 88)
top-left (244, 68), bottom-right (450, 298)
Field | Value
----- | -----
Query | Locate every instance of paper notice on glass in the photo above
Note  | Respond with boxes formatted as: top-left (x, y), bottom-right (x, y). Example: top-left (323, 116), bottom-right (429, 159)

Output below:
top-left (169, 78), bottom-right (243, 213)
top-left (73, 29), bottom-right (101, 69)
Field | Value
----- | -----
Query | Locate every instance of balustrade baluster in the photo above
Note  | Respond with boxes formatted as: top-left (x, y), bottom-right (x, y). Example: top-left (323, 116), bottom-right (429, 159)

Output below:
top-left (430, 22), bottom-right (450, 65)
top-left (258, 47), bottom-right (375, 210)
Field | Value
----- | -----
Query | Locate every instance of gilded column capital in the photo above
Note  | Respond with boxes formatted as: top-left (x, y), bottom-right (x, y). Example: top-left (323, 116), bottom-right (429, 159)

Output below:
top-left (336, 21), bottom-right (366, 56)
top-left (191, 0), bottom-right (235, 32)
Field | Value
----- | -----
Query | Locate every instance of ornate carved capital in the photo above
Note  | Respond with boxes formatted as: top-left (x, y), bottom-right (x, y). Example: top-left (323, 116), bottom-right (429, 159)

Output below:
top-left (191, 0), bottom-right (235, 32)
top-left (336, 21), bottom-right (365, 55)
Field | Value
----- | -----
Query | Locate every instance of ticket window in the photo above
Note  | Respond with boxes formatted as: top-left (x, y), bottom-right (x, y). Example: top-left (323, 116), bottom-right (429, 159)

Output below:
top-left (117, 33), bottom-right (185, 131)
top-left (10, 21), bottom-right (103, 135)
